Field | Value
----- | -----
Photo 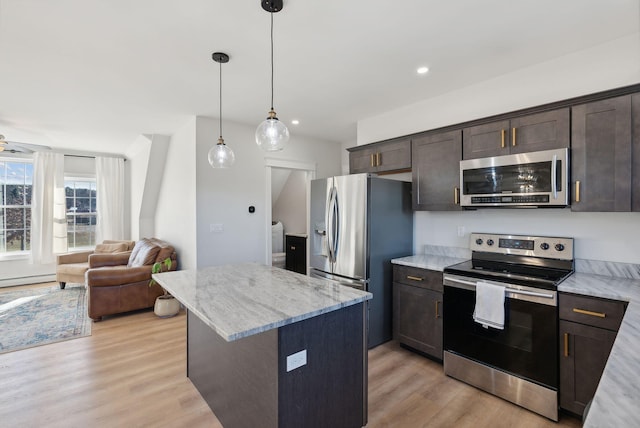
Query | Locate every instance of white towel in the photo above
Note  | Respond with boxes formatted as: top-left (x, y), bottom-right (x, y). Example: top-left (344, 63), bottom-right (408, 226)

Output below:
top-left (473, 281), bottom-right (506, 330)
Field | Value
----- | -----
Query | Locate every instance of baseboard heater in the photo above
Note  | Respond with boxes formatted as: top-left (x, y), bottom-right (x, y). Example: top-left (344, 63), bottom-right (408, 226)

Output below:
top-left (0, 274), bottom-right (56, 288)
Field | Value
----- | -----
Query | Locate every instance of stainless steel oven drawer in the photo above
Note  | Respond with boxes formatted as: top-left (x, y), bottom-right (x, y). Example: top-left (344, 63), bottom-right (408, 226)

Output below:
top-left (559, 293), bottom-right (626, 331)
top-left (393, 265), bottom-right (443, 292)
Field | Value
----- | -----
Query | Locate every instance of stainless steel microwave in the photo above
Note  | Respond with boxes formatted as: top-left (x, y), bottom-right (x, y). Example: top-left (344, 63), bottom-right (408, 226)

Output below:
top-left (460, 148), bottom-right (569, 208)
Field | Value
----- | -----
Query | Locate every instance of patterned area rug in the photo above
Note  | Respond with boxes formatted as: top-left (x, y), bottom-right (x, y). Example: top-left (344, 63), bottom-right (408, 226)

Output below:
top-left (0, 284), bottom-right (91, 353)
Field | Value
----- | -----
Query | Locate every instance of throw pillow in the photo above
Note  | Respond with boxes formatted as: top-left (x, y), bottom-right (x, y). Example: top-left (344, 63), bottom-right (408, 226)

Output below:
top-left (149, 239), bottom-right (175, 264)
top-left (128, 239), bottom-right (161, 267)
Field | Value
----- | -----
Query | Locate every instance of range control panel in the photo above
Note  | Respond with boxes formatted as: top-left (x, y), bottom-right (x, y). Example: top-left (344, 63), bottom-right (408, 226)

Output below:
top-left (469, 233), bottom-right (573, 260)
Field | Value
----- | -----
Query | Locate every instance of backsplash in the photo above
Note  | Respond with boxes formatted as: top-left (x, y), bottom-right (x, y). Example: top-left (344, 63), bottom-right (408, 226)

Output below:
top-left (423, 245), bottom-right (471, 260)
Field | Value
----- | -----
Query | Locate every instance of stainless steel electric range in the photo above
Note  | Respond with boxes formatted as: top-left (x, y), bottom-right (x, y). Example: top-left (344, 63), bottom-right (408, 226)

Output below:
top-left (443, 233), bottom-right (574, 421)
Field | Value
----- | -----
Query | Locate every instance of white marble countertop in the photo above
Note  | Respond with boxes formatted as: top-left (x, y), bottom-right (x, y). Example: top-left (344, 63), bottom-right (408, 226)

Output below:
top-left (391, 254), bottom-right (468, 272)
top-left (559, 273), bottom-right (640, 428)
top-left (153, 263), bottom-right (372, 342)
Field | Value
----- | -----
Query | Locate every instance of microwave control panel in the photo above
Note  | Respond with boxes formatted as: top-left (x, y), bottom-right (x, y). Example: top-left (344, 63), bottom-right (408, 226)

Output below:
top-left (470, 195), bottom-right (549, 205)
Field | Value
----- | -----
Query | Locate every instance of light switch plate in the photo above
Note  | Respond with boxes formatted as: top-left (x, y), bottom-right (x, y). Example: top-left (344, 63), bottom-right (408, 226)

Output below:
top-left (286, 349), bottom-right (307, 372)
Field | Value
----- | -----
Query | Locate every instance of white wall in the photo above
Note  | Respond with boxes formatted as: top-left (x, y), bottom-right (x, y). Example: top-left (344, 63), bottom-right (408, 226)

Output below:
top-left (357, 34), bottom-right (640, 264)
top-left (193, 116), bottom-right (342, 269)
top-left (154, 118), bottom-right (198, 271)
top-left (127, 135), bottom-right (152, 240)
top-left (126, 134), bottom-right (171, 240)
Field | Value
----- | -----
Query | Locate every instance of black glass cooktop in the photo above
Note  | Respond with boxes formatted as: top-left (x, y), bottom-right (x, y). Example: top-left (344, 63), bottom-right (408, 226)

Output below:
top-left (444, 258), bottom-right (574, 290)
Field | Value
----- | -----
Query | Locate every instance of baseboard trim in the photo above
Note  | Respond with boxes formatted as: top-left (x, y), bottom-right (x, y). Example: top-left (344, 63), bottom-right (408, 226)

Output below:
top-left (0, 274), bottom-right (57, 288)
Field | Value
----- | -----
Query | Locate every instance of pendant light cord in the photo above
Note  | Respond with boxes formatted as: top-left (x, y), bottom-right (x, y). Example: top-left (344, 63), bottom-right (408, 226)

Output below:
top-left (270, 11), bottom-right (274, 111)
top-left (219, 60), bottom-right (223, 138)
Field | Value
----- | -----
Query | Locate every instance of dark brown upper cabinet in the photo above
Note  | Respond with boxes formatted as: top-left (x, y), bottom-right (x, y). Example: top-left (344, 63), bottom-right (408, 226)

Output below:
top-left (348, 137), bottom-right (411, 174)
top-left (571, 95), bottom-right (633, 212)
top-left (632, 93), bottom-right (640, 212)
top-left (462, 108), bottom-right (570, 160)
top-left (412, 130), bottom-right (462, 211)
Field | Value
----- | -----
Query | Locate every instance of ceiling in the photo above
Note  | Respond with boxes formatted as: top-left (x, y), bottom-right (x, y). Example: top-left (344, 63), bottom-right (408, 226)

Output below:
top-left (0, 0), bottom-right (638, 155)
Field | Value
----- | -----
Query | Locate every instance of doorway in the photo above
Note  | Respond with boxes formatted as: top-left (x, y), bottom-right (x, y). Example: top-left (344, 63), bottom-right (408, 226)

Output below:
top-left (264, 159), bottom-right (316, 267)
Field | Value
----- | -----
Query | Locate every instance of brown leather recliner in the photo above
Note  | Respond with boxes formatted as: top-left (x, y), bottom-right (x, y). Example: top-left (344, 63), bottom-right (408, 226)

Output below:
top-left (86, 238), bottom-right (177, 321)
top-left (55, 240), bottom-right (135, 289)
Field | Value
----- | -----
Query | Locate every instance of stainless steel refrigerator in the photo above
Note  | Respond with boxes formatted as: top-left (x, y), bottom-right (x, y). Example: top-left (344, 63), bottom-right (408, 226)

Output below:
top-left (309, 173), bottom-right (413, 348)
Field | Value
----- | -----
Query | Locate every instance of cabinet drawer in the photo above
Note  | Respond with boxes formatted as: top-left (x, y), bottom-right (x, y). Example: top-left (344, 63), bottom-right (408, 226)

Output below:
top-left (559, 293), bottom-right (626, 331)
top-left (393, 265), bottom-right (443, 292)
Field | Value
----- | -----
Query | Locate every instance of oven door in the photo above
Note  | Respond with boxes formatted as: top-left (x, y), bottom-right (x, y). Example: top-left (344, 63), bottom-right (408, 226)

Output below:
top-left (443, 275), bottom-right (558, 389)
top-left (460, 148), bottom-right (568, 207)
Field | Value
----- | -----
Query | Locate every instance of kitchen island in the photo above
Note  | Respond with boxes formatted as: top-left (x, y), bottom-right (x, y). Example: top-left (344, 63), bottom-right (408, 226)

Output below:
top-left (153, 263), bottom-right (372, 428)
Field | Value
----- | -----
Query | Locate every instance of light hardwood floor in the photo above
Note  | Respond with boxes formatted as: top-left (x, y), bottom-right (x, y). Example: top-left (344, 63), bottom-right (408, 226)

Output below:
top-left (0, 283), bottom-right (581, 428)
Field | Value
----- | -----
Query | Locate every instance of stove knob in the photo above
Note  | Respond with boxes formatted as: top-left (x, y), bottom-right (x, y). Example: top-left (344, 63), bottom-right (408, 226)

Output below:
top-left (487, 239), bottom-right (494, 246)
top-left (540, 243), bottom-right (550, 250)
top-left (475, 238), bottom-right (483, 245)
top-left (555, 243), bottom-right (565, 252)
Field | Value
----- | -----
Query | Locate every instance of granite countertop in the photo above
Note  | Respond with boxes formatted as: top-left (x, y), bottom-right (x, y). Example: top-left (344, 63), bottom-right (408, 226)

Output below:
top-left (391, 254), bottom-right (469, 272)
top-left (153, 263), bottom-right (372, 342)
top-left (559, 273), bottom-right (640, 428)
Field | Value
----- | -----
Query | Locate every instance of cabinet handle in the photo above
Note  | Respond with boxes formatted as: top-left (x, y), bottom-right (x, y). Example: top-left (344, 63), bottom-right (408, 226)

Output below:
top-left (573, 308), bottom-right (606, 318)
top-left (501, 129), bottom-right (506, 148)
top-left (370, 154), bottom-right (375, 167)
top-left (564, 333), bottom-right (569, 357)
top-left (512, 127), bottom-right (516, 147)
top-left (454, 187), bottom-right (460, 204)
top-left (435, 300), bottom-right (441, 319)
top-left (290, 246), bottom-right (296, 250)
top-left (406, 275), bottom-right (424, 282)
top-left (575, 181), bottom-right (581, 202)
top-left (376, 152), bottom-right (381, 166)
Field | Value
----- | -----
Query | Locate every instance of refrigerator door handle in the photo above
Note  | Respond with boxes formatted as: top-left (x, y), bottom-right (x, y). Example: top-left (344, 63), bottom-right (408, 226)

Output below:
top-left (310, 269), bottom-right (367, 291)
top-left (333, 188), bottom-right (340, 261)
top-left (326, 186), bottom-right (337, 263)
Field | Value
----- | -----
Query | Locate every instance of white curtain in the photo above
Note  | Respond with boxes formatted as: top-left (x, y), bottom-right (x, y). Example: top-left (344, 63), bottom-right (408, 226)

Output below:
top-left (30, 152), bottom-right (67, 264)
top-left (96, 156), bottom-right (125, 243)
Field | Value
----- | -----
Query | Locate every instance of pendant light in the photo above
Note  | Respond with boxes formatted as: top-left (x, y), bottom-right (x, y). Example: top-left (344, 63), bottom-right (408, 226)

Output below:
top-left (208, 52), bottom-right (235, 168)
top-left (255, 0), bottom-right (290, 152)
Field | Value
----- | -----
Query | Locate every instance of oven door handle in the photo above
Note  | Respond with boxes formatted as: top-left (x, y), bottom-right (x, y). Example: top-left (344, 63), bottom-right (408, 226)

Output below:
top-left (444, 277), bottom-right (556, 300)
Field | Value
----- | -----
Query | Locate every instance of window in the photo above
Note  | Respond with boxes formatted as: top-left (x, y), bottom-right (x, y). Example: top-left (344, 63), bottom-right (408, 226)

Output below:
top-left (65, 178), bottom-right (97, 249)
top-left (0, 159), bottom-right (33, 253)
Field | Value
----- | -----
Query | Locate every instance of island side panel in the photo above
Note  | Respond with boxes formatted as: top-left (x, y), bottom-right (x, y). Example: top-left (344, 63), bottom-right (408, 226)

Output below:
top-left (278, 302), bottom-right (367, 428)
top-left (187, 311), bottom-right (279, 428)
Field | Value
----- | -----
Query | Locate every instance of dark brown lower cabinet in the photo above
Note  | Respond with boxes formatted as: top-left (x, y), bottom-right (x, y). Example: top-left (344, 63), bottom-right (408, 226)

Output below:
top-left (392, 265), bottom-right (443, 360)
top-left (559, 292), bottom-right (626, 416)
top-left (559, 320), bottom-right (617, 415)
top-left (285, 234), bottom-right (307, 275)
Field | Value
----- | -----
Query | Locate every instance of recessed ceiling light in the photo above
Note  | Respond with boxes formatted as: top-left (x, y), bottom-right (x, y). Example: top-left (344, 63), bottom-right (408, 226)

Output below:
top-left (417, 66), bottom-right (429, 75)
top-left (291, 119), bottom-right (300, 125)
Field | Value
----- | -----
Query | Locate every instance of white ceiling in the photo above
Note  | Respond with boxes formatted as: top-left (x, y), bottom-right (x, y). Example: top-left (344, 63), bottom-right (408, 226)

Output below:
top-left (0, 0), bottom-right (638, 154)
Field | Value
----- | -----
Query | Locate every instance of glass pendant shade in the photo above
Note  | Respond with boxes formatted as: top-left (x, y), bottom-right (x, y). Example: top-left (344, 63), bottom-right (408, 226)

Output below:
top-left (255, 110), bottom-right (290, 151)
top-left (208, 138), bottom-right (235, 168)
top-left (257, 7), bottom-right (290, 153)
top-left (210, 52), bottom-right (234, 168)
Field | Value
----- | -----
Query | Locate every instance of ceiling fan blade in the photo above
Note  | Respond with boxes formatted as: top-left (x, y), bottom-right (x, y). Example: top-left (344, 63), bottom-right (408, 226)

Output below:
top-left (0, 135), bottom-right (52, 153)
